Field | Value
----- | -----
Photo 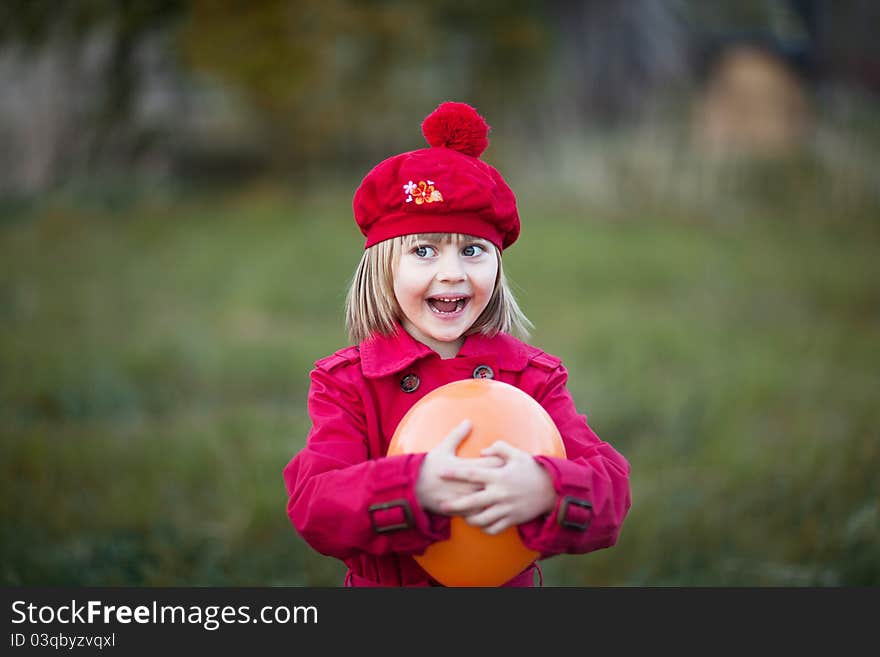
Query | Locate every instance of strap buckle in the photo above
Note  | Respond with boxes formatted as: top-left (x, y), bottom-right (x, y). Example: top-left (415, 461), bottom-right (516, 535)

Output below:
top-left (368, 499), bottom-right (415, 534)
top-left (557, 495), bottom-right (592, 531)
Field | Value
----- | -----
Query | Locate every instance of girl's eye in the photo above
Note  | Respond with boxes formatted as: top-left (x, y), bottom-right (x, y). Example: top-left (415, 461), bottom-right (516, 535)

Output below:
top-left (414, 245), bottom-right (437, 258)
top-left (462, 244), bottom-right (486, 257)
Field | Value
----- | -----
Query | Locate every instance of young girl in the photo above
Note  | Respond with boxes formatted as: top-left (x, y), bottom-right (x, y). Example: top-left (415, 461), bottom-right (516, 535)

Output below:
top-left (283, 102), bottom-right (631, 587)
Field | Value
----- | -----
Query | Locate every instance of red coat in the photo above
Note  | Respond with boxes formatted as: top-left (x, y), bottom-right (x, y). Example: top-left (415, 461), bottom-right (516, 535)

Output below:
top-left (282, 327), bottom-right (631, 586)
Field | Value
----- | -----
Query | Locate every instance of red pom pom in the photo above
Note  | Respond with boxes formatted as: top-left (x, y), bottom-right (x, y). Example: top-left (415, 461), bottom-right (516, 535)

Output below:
top-left (421, 101), bottom-right (490, 157)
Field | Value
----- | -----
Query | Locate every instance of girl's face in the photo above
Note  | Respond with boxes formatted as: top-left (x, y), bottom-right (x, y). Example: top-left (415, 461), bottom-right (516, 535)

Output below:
top-left (393, 234), bottom-right (499, 358)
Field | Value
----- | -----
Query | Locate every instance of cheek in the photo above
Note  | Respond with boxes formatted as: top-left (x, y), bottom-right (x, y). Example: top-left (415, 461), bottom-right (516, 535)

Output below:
top-left (475, 262), bottom-right (499, 296)
top-left (392, 282), bottom-right (410, 311)
top-left (393, 271), bottom-right (423, 307)
top-left (392, 263), bottom-right (409, 297)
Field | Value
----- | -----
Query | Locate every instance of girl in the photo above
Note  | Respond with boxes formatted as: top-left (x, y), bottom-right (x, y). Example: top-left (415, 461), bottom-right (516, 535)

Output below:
top-left (283, 102), bottom-right (631, 587)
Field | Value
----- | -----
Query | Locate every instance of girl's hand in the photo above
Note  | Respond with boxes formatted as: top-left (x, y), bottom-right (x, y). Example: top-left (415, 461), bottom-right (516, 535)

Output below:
top-left (415, 420), bottom-right (504, 514)
top-left (437, 440), bottom-right (557, 535)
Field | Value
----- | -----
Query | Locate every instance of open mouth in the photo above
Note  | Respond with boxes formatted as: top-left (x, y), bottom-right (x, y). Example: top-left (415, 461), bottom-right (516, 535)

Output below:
top-left (427, 296), bottom-right (470, 314)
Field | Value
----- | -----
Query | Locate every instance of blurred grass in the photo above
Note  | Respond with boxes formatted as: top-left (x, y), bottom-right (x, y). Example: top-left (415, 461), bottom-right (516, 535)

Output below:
top-left (1, 175), bottom-right (878, 586)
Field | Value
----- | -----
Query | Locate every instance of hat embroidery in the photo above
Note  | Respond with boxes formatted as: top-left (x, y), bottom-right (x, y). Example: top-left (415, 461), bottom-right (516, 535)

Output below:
top-left (403, 180), bottom-right (443, 205)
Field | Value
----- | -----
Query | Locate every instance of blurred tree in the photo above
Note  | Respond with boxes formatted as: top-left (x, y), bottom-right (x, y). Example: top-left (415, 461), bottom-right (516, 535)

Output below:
top-left (177, 0), bottom-right (552, 172)
top-left (0, 0), bottom-right (183, 193)
top-left (686, 0), bottom-right (818, 83)
top-left (2, 0), bottom-right (877, 194)
top-left (811, 0), bottom-right (880, 94)
top-left (549, 0), bottom-right (693, 126)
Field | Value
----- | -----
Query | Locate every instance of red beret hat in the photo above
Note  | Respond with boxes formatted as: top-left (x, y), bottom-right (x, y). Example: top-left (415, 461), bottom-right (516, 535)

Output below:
top-left (353, 102), bottom-right (520, 252)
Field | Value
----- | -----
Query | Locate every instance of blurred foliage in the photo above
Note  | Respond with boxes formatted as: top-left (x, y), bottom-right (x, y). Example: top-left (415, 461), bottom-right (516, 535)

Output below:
top-left (0, 0), bottom-right (184, 192)
top-left (177, 0), bottom-right (552, 166)
top-left (0, 0), bottom-right (181, 45)
top-left (4, 0), bottom-right (878, 191)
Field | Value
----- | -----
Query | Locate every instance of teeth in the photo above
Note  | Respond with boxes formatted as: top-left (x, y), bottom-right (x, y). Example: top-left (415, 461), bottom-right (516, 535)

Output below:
top-left (428, 297), bottom-right (468, 314)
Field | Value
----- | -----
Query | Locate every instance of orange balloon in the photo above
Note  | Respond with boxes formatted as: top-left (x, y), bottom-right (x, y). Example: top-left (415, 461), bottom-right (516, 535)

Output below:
top-left (387, 378), bottom-right (565, 586)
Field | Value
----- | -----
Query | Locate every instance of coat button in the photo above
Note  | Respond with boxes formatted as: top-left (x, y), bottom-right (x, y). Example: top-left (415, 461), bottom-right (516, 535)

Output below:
top-left (400, 373), bottom-right (420, 393)
top-left (472, 365), bottom-right (494, 380)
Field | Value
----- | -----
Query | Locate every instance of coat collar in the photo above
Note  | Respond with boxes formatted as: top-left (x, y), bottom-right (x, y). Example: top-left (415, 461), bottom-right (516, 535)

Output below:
top-left (359, 324), bottom-right (532, 378)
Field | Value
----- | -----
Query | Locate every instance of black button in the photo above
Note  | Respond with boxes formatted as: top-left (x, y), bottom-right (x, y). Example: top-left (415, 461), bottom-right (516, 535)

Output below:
top-left (472, 365), bottom-right (494, 380)
top-left (400, 373), bottom-right (420, 393)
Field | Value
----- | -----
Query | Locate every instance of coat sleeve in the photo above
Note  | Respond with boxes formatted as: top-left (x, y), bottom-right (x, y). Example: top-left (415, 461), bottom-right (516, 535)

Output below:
top-left (282, 365), bottom-right (450, 560)
top-left (516, 362), bottom-right (632, 558)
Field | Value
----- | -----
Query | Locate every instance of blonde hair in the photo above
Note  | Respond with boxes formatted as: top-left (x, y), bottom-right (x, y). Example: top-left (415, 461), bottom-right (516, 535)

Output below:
top-left (345, 233), bottom-right (532, 344)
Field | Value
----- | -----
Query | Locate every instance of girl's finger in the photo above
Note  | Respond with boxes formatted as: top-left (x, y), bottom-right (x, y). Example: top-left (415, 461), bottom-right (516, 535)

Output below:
top-left (474, 454), bottom-right (505, 468)
top-left (483, 517), bottom-right (512, 536)
top-left (455, 456), bottom-right (503, 470)
top-left (438, 420), bottom-right (472, 453)
top-left (480, 440), bottom-right (518, 459)
top-left (438, 463), bottom-right (495, 484)
top-left (464, 504), bottom-right (509, 529)
top-left (441, 490), bottom-right (492, 516)
top-left (441, 480), bottom-right (483, 497)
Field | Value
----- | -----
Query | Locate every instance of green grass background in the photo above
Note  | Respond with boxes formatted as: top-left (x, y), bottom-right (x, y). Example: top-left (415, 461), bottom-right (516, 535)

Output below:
top-left (2, 177), bottom-right (878, 586)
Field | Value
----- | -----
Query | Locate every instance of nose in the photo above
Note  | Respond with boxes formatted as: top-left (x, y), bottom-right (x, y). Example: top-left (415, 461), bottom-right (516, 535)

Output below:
top-left (435, 252), bottom-right (466, 283)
